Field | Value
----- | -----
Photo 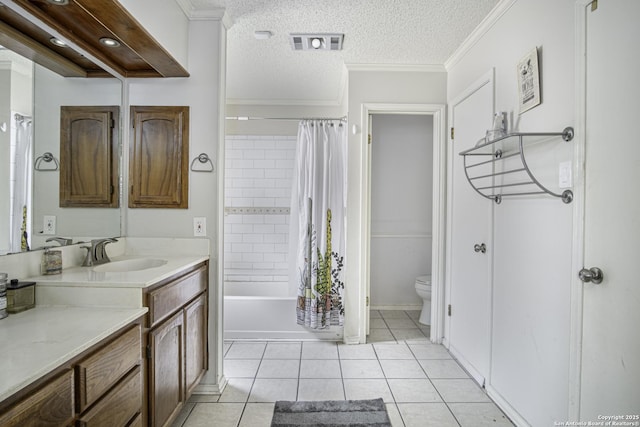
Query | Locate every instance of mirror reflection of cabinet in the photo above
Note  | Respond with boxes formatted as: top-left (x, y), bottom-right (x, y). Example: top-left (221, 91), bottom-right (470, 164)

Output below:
top-left (129, 106), bottom-right (189, 209)
top-left (59, 106), bottom-right (120, 208)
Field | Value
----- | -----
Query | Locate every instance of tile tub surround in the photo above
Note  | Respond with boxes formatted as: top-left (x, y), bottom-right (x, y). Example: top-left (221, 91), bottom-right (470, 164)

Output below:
top-left (0, 306), bottom-right (147, 402)
top-left (172, 310), bottom-right (515, 427)
top-left (224, 135), bottom-right (296, 290)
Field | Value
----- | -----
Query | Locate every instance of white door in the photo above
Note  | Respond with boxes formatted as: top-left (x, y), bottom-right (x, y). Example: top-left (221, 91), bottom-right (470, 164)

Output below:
top-left (580, 0), bottom-right (640, 417)
top-left (447, 74), bottom-right (493, 384)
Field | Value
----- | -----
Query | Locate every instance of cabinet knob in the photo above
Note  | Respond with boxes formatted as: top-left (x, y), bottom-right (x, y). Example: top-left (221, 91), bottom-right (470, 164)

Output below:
top-left (473, 243), bottom-right (487, 253)
top-left (579, 267), bottom-right (604, 284)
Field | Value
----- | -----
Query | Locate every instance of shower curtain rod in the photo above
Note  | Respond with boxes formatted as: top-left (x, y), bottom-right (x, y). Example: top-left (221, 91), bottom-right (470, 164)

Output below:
top-left (226, 116), bottom-right (347, 122)
top-left (14, 113), bottom-right (32, 122)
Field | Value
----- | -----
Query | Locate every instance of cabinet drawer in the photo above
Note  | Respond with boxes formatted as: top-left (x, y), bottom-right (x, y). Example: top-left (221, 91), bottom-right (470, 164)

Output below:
top-left (77, 366), bottom-right (142, 427)
top-left (76, 325), bottom-right (141, 412)
top-left (147, 265), bottom-right (206, 326)
top-left (0, 369), bottom-right (74, 427)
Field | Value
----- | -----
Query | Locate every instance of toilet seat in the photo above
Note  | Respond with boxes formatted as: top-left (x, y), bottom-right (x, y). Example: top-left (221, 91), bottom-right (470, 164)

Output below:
top-left (415, 275), bottom-right (432, 291)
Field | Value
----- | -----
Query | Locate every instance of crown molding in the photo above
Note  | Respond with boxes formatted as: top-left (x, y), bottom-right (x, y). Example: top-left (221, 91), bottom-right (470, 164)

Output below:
top-left (0, 58), bottom-right (33, 76)
top-left (344, 63), bottom-right (446, 73)
top-left (175, 0), bottom-right (229, 23)
top-left (444, 0), bottom-right (517, 70)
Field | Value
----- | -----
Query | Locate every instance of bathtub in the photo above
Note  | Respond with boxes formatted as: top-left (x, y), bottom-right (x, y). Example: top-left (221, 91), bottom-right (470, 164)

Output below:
top-left (223, 282), bottom-right (343, 341)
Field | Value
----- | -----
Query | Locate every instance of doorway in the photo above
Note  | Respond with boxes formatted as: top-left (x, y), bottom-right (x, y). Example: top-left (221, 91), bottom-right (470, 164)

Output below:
top-left (360, 104), bottom-right (447, 343)
top-left (369, 114), bottom-right (433, 308)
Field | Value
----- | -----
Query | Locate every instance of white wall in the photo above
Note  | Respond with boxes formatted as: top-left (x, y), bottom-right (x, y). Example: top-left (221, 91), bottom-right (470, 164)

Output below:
top-left (345, 68), bottom-right (447, 342)
top-left (446, 0), bottom-right (575, 425)
top-left (0, 67), bottom-right (12, 252)
top-left (0, 54), bottom-right (32, 253)
top-left (125, 20), bottom-right (221, 239)
top-left (370, 114), bottom-right (433, 307)
top-left (125, 18), bottom-right (225, 390)
top-left (31, 66), bottom-right (121, 247)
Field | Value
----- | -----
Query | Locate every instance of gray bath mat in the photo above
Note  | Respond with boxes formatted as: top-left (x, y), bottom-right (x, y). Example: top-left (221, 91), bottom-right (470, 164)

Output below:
top-left (271, 398), bottom-right (391, 426)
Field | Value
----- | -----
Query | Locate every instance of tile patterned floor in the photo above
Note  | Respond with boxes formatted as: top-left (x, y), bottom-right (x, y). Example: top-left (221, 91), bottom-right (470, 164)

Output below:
top-left (172, 310), bottom-right (514, 427)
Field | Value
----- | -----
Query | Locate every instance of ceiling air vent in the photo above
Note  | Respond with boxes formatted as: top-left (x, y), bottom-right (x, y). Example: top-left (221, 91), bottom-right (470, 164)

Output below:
top-left (289, 33), bottom-right (344, 51)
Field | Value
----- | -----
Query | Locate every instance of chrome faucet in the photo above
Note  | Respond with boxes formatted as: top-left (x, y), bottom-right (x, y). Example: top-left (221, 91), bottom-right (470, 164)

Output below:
top-left (81, 238), bottom-right (118, 266)
top-left (45, 237), bottom-right (73, 246)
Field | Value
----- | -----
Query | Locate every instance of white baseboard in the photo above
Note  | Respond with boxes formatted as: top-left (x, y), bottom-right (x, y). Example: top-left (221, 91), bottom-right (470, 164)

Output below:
top-left (193, 376), bottom-right (227, 395)
top-left (486, 385), bottom-right (530, 427)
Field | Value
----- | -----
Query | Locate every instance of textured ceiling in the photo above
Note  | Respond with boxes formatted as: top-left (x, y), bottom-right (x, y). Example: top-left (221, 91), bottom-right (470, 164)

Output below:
top-left (188, 0), bottom-right (499, 104)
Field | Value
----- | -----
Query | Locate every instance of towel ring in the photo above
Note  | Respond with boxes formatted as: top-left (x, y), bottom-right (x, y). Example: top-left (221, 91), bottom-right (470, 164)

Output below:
top-left (190, 153), bottom-right (214, 173)
top-left (34, 152), bottom-right (60, 171)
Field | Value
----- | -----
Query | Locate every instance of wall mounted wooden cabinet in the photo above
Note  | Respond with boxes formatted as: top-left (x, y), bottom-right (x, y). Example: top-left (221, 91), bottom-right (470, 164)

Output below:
top-left (129, 106), bottom-right (189, 209)
top-left (60, 106), bottom-right (119, 208)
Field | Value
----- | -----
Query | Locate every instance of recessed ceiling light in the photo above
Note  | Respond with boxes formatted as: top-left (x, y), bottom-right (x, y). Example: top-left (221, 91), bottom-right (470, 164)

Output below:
top-left (49, 37), bottom-right (67, 47)
top-left (254, 31), bottom-right (273, 40)
top-left (99, 37), bottom-right (120, 48)
top-left (46, 0), bottom-right (69, 5)
top-left (289, 34), bottom-right (344, 51)
top-left (310, 38), bottom-right (323, 49)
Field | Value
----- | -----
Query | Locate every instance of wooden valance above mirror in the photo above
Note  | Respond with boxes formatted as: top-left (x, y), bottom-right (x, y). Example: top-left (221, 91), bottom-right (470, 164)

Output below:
top-left (0, 0), bottom-right (189, 78)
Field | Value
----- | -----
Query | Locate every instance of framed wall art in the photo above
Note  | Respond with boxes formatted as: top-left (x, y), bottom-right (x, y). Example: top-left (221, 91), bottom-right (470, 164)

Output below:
top-left (517, 47), bottom-right (541, 113)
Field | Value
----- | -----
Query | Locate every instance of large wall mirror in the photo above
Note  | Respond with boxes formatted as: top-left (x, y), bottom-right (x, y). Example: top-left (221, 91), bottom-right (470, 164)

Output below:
top-left (0, 46), bottom-right (122, 255)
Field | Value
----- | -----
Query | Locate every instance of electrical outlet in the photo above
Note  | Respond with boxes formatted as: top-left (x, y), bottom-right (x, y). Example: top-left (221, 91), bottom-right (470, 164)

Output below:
top-left (43, 215), bottom-right (56, 235)
top-left (193, 217), bottom-right (206, 237)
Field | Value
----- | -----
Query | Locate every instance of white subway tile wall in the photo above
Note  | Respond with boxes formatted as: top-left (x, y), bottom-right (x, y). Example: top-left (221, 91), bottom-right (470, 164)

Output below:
top-left (224, 136), bottom-right (297, 287)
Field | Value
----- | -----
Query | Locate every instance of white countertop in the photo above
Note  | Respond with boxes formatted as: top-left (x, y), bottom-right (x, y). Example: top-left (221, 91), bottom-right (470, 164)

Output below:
top-left (30, 255), bottom-right (209, 288)
top-left (0, 306), bottom-right (148, 402)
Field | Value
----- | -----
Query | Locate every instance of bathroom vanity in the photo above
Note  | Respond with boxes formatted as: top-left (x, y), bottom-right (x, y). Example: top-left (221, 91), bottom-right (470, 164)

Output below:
top-left (0, 238), bottom-right (210, 427)
top-left (0, 307), bottom-right (147, 426)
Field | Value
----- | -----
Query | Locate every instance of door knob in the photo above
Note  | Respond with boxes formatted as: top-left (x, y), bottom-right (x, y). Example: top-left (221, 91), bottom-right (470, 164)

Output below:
top-left (578, 267), bottom-right (604, 284)
top-left (473, 243), bottom-right (486, 253)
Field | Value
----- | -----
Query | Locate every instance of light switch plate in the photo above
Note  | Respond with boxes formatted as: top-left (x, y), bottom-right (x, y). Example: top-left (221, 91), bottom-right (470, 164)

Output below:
top-left (559, 161), bottom-right (572, 188)
top-left (193, 217), bottom-right (206, 236)
top-left (43, 215), bottom-right (56, 235)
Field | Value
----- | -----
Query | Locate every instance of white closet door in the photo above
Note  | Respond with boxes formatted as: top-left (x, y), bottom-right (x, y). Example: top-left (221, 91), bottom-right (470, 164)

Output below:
top-left (447, 73), bottom-right (494, 384)
top-left (580, 0), bottom-right (640, 417)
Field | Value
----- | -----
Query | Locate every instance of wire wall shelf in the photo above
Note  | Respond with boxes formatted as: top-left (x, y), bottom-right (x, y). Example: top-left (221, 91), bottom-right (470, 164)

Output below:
top-left (459, 127), bottom-right (574, 204)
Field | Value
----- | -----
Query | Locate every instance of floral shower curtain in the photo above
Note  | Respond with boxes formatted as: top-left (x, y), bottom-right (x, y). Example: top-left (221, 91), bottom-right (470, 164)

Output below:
top-left (290, 120), bottom-right (346, 329)
top-left (11, 114), bottom-right (32, 253)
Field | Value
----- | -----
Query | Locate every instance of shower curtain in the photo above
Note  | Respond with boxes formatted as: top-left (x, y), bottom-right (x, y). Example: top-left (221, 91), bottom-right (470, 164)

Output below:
top-left (290, 120), bottom-right (347, 329)
top-left (11, 114), bottom-right (32, 253)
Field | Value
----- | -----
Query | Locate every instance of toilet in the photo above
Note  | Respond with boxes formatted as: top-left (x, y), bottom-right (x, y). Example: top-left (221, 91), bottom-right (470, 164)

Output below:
top-left (415, 275), bottom-right (432, 325)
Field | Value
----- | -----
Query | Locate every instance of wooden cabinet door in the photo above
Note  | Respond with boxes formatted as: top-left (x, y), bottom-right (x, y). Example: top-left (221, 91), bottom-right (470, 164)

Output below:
top-left (60, 106), bottom-right (119, 207)
top-left (149, 310), bottom-right (184, 427)
top-left (129, 106), bottom-right (189, 208)
top-left (184, 293), bottom-right (207, 396)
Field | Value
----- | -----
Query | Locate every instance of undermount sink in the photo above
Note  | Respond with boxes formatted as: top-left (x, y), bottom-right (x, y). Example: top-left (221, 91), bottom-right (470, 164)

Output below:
top-left (92, 258), bottom-right (167, 273)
